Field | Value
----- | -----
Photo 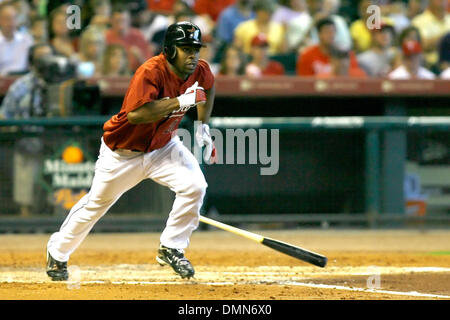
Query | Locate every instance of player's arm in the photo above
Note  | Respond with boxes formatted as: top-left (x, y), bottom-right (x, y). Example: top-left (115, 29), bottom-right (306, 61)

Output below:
top-left (127, 98), bottom-right (180, 124)
top-left (197, 84), bottom-right (215, 124)
top-left (195, 84), bottom-right (216, 162)
top-left (127, 81), bottom-right (207, 124)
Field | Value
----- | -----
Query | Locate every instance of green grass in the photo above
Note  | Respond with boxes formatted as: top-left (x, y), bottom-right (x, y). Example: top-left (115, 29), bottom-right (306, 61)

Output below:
top-left (428, 251), bottom-right (450, 256)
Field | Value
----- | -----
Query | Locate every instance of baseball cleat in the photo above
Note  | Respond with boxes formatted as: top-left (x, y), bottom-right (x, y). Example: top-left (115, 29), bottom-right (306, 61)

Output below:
top-left (156, 244), bottom-right (195, 279)
top-left (46, 251), bottom-right (69, 281)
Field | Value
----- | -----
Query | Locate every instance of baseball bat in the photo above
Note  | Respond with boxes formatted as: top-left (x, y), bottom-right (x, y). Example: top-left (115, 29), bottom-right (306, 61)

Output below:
top-left (199, 215), bottom-right (327, 268)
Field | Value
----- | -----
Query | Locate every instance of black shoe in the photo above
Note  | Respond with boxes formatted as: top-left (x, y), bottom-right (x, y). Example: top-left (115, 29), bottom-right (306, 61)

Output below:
top-left (46, 251), bottom-right (69, 281)
top-left (156, 244), bottom-right (195, 279)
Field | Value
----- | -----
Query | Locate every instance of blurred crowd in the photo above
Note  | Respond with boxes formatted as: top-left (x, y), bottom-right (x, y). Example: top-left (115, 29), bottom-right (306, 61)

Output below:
top-left (0, 0), bottom-right (449, 81)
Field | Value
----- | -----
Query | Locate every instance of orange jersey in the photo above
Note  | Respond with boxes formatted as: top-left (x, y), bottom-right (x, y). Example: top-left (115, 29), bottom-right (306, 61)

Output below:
top-left (103, 54), bottom-right (215, 153)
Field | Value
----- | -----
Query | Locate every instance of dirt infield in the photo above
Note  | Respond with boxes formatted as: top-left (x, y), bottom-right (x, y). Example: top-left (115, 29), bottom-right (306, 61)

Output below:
top-left (0, 230), bottom-right (449, 300)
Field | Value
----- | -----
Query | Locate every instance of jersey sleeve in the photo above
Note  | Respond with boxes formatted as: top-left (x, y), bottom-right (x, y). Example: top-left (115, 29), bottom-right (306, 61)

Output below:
top-left (121, 65), bottom-right (161, 113)
top-left (197, 59), bottom-right (215, 91)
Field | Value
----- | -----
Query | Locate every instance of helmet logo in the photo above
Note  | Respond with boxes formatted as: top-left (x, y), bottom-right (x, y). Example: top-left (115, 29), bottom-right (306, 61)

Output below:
top-left (192, 30), bottom-right (200, 41)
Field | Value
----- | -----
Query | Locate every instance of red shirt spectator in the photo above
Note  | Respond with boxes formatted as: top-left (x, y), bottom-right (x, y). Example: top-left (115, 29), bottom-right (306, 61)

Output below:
top-left (297, 44), bottom-right (360, 76)
top-left (245, 33), bottom-right (285, 77)
top-left (146, 0), bottom-right (176, 14)
top-left (262, 60), bottom-right (285, 75)
top-left (193, 0), bottom-right (236, 22)
top-left (106, 6), bottom-right (153, 72)
top-left (297, 17), bottom-right (360, 76)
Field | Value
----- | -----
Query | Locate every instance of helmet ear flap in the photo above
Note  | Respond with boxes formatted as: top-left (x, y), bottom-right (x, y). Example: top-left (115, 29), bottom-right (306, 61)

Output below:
top-left (169, 45), bottom-right (176, 60)
top-left (164, 45), bottom-right (177, 61)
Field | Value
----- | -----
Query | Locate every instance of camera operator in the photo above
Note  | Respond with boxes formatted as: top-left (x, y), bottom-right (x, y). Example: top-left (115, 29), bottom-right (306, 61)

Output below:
top-left (1, 43), bottom-right (53, 119)
top-left (0, 43), bottom-right (54, 216)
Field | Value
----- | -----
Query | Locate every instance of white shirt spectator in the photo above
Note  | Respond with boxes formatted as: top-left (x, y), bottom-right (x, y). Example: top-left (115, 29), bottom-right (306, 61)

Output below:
top-left (357, 48), bottom-right (397, 77)
top-left (272, 4), bottom-right (304, 24)
top-left (388, 65), bottom-right (436, 79)
top-left (285, 11), bottom-right (313, 51)
top-left (0, 30), bottom-right (33, 75)
top-left (440, 67), bottom-right (450, 79)
top-left (141, 14), bottom-right (169, 43)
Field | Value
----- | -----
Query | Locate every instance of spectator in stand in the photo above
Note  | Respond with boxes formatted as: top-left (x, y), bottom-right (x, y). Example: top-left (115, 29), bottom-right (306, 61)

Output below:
top-left (147, 0), bottom-right (213, 55)
top-left (412, 0), bottom-right (450, 69)
top-left (75, 27), bottom-right (106, 77)
top-left (317, 45), bottom-right (367, 78)
top-left (307, 0), bottom-right (352, 51)
top-left (120, 0), bottom-right (150, 28)
top-left (46, 0), bottom-right (71, 17)
top-left (350, 0), bottom-right (395, 53)
top-left (139, 7), bottom-right (171, 54)
top-left (0, 43), bottom-right (54, 217)
top-left (357, 23), bottom-right (398, 77)
top-left (388, 39), bottom-right (436, 79)
top-left (48, 6), bottom-right (78, 59)
top-left (105, 4), bottom-right (153, 73)
top-left (193, 0), bottom-right (235, 22)
top-left (394, 25), bottom-right (423, 66)
top-left (382, 0), bottom-right (426, 34)
top-left (406, 0), bottom-right (427, 23)
top-left (297, 18), bottom-right (360, 76)
top-left (245, 33), bottom-right (285, 77)
top-left (438, 32), bottom-right (450, 78)
top-left (87, 0), bottom-right (112, 32)
top-left (218, 45), bottom-right (247, 76)
top-left (11, 0), bottom-right (31, 32)
top-left (0, 2), bottom-right (33, 75)
top-left (171, 1), bottom-right (214, 41)
top-left (146, 0), bottom-right (176, 14)
top-left (198, 35), bottom-right (219, 75)
top-left (216, 0), bottom-right (255, 45)
top-left (29, 0), bottom-right (47, 19)
top-left (272, 0), bottom-right (307, 24)
top-left (399, 25), bottom-right (423, 44)
top-left (139, 11), bottom-right (169, 48)
top-left (233, 0), bottom-right (285, 55)
top-left (0, 43), bottom-right (53, 118)
top-left (173, 0), bottom-right (214, 41)
top-left (29, 15), bottom-right (48, 43)
top-left (102, 43), bottom-right (130, 76)
top-left (283, 0), bottom-right (313, 53)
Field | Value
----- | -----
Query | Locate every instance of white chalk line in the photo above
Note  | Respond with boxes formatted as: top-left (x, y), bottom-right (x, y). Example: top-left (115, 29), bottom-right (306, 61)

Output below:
top-left (281, 281), bottom-right (450, 299)
top-left (1, 265), bottom-right (449, 299)
top-left (2, 279), bottom-right (448, 299)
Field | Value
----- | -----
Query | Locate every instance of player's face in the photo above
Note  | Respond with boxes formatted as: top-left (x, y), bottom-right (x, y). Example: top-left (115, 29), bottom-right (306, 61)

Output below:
top-left (172, 45), bottom-right (201, 78)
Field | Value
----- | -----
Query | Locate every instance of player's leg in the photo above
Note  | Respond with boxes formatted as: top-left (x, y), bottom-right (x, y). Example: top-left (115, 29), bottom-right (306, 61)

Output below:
top-left (47, 139), bottom-right (146, 264)
top-left (144, 136), bottom-right (207, 278)
top-left (145, 136), bottom-right (207, 249)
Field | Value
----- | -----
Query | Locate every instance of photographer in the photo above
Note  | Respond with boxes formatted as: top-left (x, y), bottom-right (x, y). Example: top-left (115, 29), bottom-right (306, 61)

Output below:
top-left (1, 43), bottom-right (53, 119)
top-left (0, 43), bottom-right (54, 216)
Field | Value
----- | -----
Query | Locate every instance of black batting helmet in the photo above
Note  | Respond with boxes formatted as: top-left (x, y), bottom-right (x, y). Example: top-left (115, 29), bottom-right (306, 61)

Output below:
top-left (163, 21), bottom-right (205, 61)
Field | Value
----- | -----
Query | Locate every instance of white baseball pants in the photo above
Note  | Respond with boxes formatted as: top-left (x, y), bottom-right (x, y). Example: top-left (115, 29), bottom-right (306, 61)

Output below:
top-left (47, 136), bottom-right (207, 262)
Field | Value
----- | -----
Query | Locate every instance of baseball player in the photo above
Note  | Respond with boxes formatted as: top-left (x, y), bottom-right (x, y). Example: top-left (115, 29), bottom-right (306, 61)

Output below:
top-left (46, 21), bottom-right (215, 280)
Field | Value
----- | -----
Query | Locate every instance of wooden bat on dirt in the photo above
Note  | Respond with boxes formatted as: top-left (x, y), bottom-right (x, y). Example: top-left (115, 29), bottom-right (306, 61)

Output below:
top-left (199, 215), bottom-right (327, 268)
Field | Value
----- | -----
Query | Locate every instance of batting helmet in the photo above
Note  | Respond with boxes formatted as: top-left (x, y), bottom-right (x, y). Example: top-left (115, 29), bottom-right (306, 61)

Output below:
top-left (163, 21), bottom-right (205, 61)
